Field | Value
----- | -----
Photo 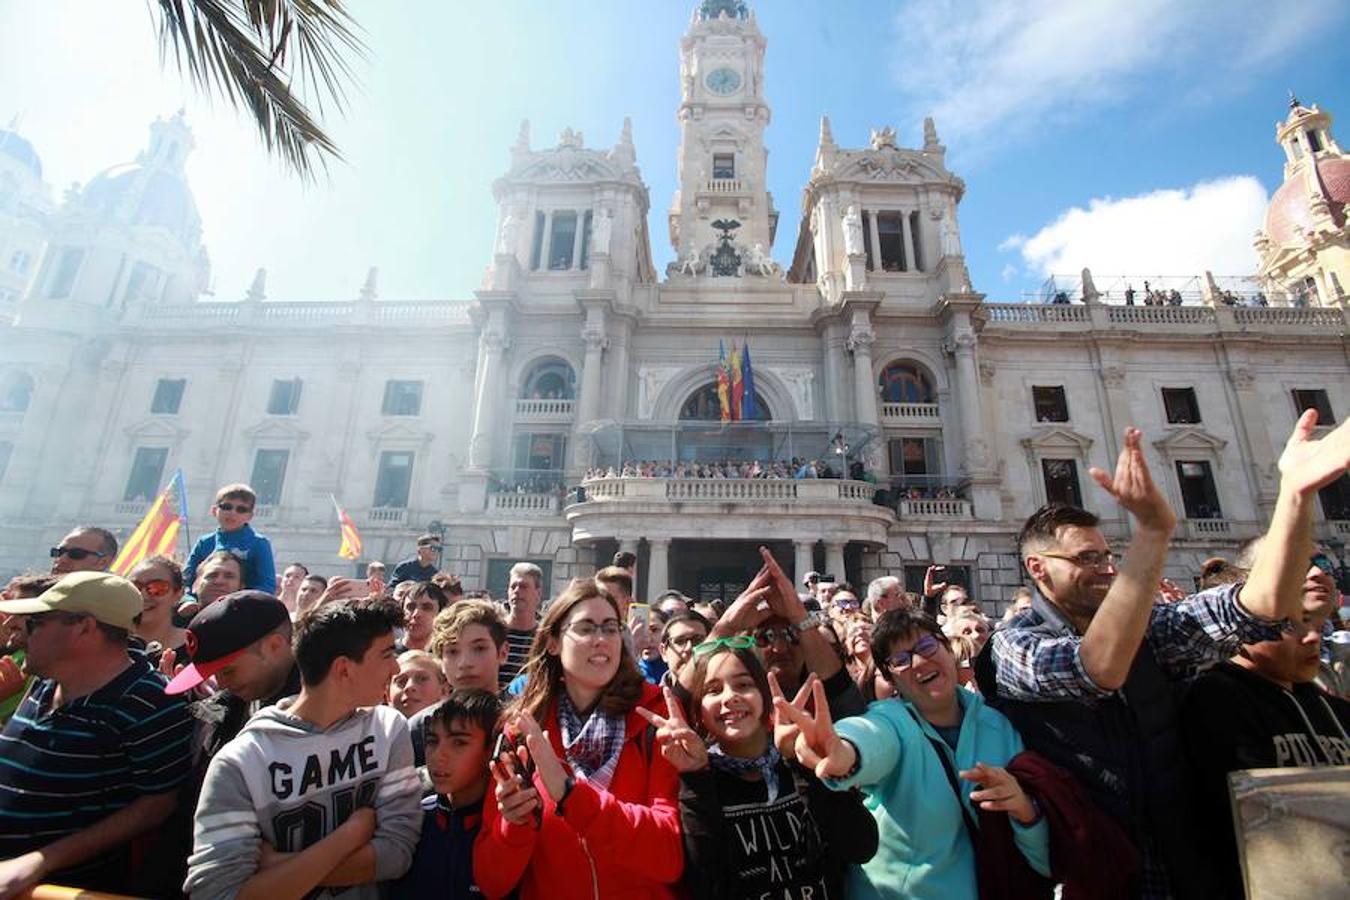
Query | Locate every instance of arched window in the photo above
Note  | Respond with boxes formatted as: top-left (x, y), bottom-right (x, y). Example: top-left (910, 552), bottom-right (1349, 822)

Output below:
top-left (0, 372), bottom-right (34, 412)
top-left (878, 361), bottom-right (934, 404)
top-left (520, 359), bottom-right (576, 400)
top-left (679, 382), bottom-right (771, 421)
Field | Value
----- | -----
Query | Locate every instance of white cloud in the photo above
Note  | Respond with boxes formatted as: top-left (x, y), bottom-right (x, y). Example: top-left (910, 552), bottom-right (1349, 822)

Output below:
top-left (889, 0), bottom-right (1343, 149)
top-left (1005, 176), bottom-right (1269, 277)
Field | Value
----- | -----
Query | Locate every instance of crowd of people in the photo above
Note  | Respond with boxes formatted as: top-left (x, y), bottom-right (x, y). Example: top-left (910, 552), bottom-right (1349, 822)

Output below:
top-left (0, 410), bottom-right (1348, 899)
top-left (583, 457), bottom-right (855, 481)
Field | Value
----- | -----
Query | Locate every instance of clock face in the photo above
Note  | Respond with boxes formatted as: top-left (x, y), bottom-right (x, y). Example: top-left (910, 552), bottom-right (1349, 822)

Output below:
top-left (705, 67), bottom-right (742, 96)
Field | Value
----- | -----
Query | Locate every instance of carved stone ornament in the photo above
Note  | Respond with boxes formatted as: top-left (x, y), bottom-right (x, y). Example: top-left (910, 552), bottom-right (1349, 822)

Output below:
top-left (1100, 365), bottom-right (1126, 389)
top-left (857, 154), bottom-right (920, 180)
top-left (637, 365), bottom-right (683, 419)
top-left (1227, 367), bottom-right (1255, 390)
top-left (495, 209), bottom-right (520, 256)
top-left (978, 360), bottom-right (995, 386)
top-left (481, 330), bottom-right (511, 354)
top-left (841, 205), bottom-right (864, 257)
top-left (558, 127), bottom-right (584, 149)
top-left (581, 324), bottom-right (609, 352)
top-left (591, 208), bottom-right (613, 255)
top-left (847, 326), bottom-right (876, 352)
top-left (869, 126), bottom-right (898, 150)
top-left (767, 366), bottom-right (816, 419)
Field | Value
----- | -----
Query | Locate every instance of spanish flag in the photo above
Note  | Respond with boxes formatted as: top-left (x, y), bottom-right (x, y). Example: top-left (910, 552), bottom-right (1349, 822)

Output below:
top-left (332, 496), bottom-right (363, 560)
top-left (716, 340), bottom-right (732, 423)
top-left (112, 469), bottom-right (188, 575)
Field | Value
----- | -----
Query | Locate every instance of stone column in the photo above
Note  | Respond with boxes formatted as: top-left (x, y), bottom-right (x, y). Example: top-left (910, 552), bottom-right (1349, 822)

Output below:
top-left (468, 330), bottom-right (508, 469)
top-left (539, 211), bottom-right (553, 270)
top-left (824, 541), bottom-right (847, 584)
top-left (867, 209), bottom-right (881, 271)
top-left (1225, 366), bottom-right (1280, 518)
top-left (793, 540), bottom-right (816, 585)
top-left (823, 335), bottom-right (848, 423)
top-left (947, 330), bottom-right (989, 476)
top-left (571, 210), bottom-right (585, 270)
top-left (848, 322), bottom-right (878, 427)
top-left (576, 323), bottom-right (607, 426)
top-left (904, 212), bottom-right (921, 272)
top-left (645, 538), bottom-right (670, 601)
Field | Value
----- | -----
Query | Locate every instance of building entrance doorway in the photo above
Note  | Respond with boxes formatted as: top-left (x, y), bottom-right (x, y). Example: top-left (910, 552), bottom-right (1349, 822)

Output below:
top-left (668, 539), bottom-right (795, 605)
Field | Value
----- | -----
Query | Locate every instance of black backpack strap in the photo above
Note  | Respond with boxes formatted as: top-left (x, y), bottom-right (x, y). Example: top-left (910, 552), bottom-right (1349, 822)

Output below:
top-left (906, 707), bottom-right (980, 846)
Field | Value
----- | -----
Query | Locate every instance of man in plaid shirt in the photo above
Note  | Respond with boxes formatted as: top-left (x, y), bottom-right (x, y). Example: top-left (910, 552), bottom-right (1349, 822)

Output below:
top-left (976, 413), bottom-right (1350, 899)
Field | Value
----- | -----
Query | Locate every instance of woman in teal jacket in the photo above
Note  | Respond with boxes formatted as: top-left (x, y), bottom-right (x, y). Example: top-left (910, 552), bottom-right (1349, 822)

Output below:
top-left (775, 607), bottom-right (1050, 900)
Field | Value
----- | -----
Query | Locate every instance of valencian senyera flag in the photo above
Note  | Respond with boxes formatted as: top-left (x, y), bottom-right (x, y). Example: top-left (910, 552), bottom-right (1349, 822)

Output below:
top-left (112, 469), bottom-right (188, 575)
top-left (717, 339), bottom-right (732, 422)
top-left (332, 495), bottom-right (363, 560)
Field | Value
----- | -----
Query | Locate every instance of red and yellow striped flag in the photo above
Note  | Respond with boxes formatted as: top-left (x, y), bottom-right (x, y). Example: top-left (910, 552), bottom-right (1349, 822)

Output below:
top-left (332, 496), bottom-right (363, 560)
top-left (112, 469), bottom-right (188, 574)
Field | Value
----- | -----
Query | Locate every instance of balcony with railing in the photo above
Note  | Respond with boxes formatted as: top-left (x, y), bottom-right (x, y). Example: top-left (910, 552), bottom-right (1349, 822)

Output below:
top-left (367, 506), bottom-right (409, 526)
top-left (571, 476), bottom-right (886, 507)
top-left (880, 402), bottom-right (941, 426)
top-left (514, 397), bottom-right (576, 423)
top-left (897, 497), bottom-right (974, 519)
top-left (704, 178), bottom-right (745, 194)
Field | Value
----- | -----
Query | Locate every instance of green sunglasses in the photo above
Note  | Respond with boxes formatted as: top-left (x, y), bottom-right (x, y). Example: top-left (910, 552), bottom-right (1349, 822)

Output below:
top-left (692, 634), bottom-right (757, 657)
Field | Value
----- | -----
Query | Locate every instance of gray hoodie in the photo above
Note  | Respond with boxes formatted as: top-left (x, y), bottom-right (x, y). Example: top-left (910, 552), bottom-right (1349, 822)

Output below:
top-left (184, 699), bottom-right (421, 900)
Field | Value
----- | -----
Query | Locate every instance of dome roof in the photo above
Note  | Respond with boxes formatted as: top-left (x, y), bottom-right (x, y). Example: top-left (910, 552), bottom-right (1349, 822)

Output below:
top-left (1264, 157), bottom-right (1350, 246)
top-left (81, 162), bottom-right (201, 245)
top-left (0, 129), bottom-right (42, 179)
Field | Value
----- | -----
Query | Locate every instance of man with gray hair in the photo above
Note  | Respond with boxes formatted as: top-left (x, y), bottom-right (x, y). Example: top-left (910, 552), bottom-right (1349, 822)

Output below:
top-left (864, 575), bottom-right (904, 618)
top-left (501, 561), bottom-right (544, 687)
top-left (49, 526), bottom-right (118, 575)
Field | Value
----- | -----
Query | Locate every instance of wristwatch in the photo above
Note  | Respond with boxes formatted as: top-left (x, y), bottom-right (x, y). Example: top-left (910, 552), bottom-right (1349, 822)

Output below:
top-left (555, 775), bottom-right (577, 816)
top-left (792, 611), bottom-right (822, 633)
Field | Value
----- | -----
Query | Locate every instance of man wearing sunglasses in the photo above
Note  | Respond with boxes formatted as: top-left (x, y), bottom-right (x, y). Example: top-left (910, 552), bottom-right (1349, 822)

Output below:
top-left (49, 526), bottom-right (117, 575)
top-left (976, 415), bottom-right (1350, 900)
top-left (0, 572), bottom-right (193, 896)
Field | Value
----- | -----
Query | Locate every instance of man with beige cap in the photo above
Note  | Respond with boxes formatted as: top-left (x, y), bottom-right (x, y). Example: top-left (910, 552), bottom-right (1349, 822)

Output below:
top-left (0, 571), bottom-right (194, 896)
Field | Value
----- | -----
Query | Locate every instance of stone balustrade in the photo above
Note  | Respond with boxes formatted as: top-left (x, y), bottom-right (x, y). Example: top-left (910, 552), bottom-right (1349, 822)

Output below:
top-left (252, 504), bottom-right (276, 521)
top-left (514, 398), bottom-right (576, 421)
top-left (880, 402), bottom-right (940, 424)
top-left (488, 492), bottom-right (558, 515)
top-left (1186, 518), bottom-right (1233, 539)
top-left (113, 500), bottom-right (149, 518)
top-left (138, 299), bottom-right (472, 328)
top-left (573, 477), bottom-right (882, 505)
top-left (704, 178), bottom-right (744, 193)
top-left (982, 303), bottom-right (1347, 335)
top-left (897, 497), bottom-right (974, 519)
top-left (367, 506), bottom-right (409, 526)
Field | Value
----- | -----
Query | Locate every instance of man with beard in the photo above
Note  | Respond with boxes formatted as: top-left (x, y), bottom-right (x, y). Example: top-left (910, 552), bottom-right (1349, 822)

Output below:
top-left (976, 417), bottom-right (1350, 899)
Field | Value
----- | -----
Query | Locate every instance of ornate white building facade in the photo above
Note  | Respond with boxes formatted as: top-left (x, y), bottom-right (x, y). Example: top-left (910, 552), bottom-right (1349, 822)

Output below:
top-left (0, 2), bottom-right (1347, 608)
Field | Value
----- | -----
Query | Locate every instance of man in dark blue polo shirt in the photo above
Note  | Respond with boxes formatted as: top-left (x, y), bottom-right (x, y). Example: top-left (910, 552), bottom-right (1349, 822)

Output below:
top-left (389, 534), bottom-right (442, 589)
top-left (0, 571), bottom-right (194, 895)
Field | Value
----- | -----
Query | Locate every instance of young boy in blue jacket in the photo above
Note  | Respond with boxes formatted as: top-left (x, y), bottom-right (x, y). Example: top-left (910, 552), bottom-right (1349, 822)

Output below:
top-left (390, 689), bottom-right (499, 900)
top-left (183, 483), bottom-right (277, 595)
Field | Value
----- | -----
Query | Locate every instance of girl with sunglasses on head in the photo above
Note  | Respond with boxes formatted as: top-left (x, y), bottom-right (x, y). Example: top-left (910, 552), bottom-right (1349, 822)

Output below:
top-left (128, 555), bottom-right (187, 667)
top-left (775, 607), bottom-right (1051, 900)
top-left (641, 639), bottom-right (876, 900)
top-left (473, 578), bottom-right (683, 900)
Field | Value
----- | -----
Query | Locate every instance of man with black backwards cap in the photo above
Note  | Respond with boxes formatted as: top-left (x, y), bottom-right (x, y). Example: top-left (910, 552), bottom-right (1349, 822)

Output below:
top-left (0, 572), bottom-right (194, 896)
top-left (167, 590), bottom-right (300, 758)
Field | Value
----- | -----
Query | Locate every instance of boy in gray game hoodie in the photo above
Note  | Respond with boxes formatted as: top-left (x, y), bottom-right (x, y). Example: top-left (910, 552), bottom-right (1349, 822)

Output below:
top-left (185, 599), bottom-right (422, 900)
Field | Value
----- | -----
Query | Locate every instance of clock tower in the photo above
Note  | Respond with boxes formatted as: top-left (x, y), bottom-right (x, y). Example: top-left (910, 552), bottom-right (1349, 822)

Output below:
top-left (668, 0), bottom-right (778, 272)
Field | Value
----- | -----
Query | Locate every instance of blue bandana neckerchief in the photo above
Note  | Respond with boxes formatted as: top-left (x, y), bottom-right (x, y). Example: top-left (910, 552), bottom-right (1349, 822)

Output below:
top-left (708, 743), bottom-right (783, 802)
top-left (556, 691), bottom-right (626, 791)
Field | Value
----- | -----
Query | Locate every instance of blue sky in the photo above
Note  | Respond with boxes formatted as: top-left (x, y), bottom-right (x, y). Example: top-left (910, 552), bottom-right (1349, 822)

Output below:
top-left (2, 0), bottom-right (1347, 302)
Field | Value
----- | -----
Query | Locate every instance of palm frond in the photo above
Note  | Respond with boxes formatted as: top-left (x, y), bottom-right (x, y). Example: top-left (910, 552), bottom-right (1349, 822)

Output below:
top-left (150, 0), bottom-right (364, 180)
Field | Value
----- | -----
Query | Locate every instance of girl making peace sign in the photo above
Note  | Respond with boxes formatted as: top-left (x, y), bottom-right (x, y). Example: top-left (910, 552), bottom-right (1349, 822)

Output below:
top-left (640, 639), bottom-right (877, 900)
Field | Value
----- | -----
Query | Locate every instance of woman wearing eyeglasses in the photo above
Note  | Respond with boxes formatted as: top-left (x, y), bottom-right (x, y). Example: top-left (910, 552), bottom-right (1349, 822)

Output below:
top-left (128, 555), bottom-right (187, 666)
top-left (473, 578), bottom-right (684, 900)
top-left (642, 639), bottom-right (877, 900)
top-left (776, 607), bottom-right (1051, 900)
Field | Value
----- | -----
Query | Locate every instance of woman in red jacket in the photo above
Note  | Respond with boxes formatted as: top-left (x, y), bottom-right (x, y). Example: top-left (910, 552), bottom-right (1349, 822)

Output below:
top-left (473, 578), bottom-right (683, 899)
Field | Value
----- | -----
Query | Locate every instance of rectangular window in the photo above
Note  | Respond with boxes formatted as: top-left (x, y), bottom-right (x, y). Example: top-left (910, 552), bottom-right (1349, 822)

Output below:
top-left (877, 213), bottom-right (906, 272)
top-left (122, 261), bottom-right (161, 306)
top-left (1291, 389), bottom-right (1335, 425)
top-left (712, 153), bottom-right (735, 179)
top-left (47, 248), bottom-right (85, 299)
top-left (860, 210), bottom-right (875, 271)
top-left (529, 211), bottom-right (546, 270)
top-left (1176, 460), bottom-right (1222, 519)
top-left (1319, 473), bottom-right (1350, 521)
top-left (548, 211), bottom-right (577, 270)
top-left (888, 437), bottom-right (939, 477)
top-left (381, 380), bottom-right (424, 416)
top-left (1307, 130), bottom-right (1323, 152)
top-left (373, 451), bottom-right (414, 508)
top-left (514, 433), bottom-right (567, 471)
top-left (1032, 386), bottom-right (1069, 422)
top-left (267, 378), bottom-right (303, 415)
top-left (150, 378), bottom-right (186, 415)
top-left (1162, 387), bottom-right (1201, 424)
top-left (579, 210), bottom-right (593, 271)
top-left (124, 447), bottom-right (168, 502)
top-left (250, 449), bottom-right (289, 506)
top-left (1041, 458), bottom-right (1082, 507)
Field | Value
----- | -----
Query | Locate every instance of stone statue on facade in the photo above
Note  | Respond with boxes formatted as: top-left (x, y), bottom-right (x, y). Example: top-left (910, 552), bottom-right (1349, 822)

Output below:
top-left (673, 241), bottom-right (703, 276)
top-left (869, 125), bottom-right (898, 150)
top-left (842, 205), bottom-right (864, 257)
top-left (939, 209), bottom-right (961, 257)
top-left (495, 210), bottom-right (519, 257)
top-left (592, 208), bottom-right (613, 256)
top-left (745, 242), bottom-right (780, 277)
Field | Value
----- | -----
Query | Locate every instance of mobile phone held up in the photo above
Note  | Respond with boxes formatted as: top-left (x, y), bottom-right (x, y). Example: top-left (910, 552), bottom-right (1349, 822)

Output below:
top-left (494, 729), bottom-right (536, 779)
